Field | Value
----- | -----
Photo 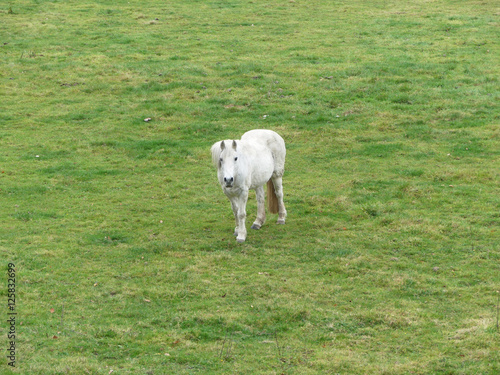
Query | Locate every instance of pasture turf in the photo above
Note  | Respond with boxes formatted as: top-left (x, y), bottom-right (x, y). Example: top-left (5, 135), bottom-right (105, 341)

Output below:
top-left (1, 0), bottom-right (499, 374)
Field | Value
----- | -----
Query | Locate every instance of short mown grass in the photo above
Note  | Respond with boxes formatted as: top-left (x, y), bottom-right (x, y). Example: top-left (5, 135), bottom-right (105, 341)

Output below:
top-left (1, 0), bottom-right (499, 374)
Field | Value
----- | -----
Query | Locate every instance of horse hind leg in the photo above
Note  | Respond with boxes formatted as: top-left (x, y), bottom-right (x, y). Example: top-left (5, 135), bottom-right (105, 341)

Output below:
top-left (251, 185), bottom-right (266, 230)
top-left (271, 176), bottom-right (287, 224)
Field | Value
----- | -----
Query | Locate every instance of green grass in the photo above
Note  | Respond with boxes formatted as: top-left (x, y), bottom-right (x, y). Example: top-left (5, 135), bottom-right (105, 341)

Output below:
top-left (1, 0), bottom-right (499, 373)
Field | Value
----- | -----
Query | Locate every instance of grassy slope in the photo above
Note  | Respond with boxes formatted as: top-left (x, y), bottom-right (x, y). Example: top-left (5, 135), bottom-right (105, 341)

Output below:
top-left (1, 0), bottom-right (499, 374)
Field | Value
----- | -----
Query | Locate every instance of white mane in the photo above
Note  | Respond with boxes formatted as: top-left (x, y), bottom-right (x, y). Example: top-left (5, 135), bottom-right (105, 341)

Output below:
top-left (210, 142), bottom-right (223, 168)
top-left (210, 140), bottom-right (238, 169)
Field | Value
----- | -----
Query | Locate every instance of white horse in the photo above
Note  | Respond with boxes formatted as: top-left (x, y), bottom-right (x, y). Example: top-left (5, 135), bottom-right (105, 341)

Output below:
top-left (211, 129), bottom-right (287, 243)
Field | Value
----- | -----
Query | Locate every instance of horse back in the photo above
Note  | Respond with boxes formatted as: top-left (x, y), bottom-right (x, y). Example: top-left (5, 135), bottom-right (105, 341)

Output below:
top-left (241, 130), bottom-right (286, 176)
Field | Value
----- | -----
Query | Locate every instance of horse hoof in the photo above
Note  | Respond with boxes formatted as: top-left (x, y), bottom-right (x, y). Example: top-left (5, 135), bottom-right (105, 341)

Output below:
top-left (277, 219), bottom-right (285, 225)
top-left (236, 238), bottom-right (245, 243)
top-left (251, 224), bottom-right (261, 230)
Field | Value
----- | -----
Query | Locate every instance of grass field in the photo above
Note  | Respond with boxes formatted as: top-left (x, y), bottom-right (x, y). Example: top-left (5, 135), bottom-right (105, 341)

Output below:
top-left (1, 0), bottom-right (499, 373)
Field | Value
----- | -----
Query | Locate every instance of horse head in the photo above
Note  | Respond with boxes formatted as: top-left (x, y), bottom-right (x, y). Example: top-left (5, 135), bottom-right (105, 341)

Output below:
top-left (218, 140), bottom-right (239, 188)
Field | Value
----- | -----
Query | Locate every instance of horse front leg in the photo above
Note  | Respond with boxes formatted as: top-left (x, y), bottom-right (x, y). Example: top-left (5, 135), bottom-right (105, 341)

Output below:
top-left (251, 185), bottom-right (266, 230)
top-left (232, 190), bottom-right (248, 243)
top-left (229, 200), bottom-right (240, 237)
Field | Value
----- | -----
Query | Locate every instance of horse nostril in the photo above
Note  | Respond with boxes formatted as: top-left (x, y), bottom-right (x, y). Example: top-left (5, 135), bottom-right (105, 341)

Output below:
top-left (224, 177), bottom-right (233, 184)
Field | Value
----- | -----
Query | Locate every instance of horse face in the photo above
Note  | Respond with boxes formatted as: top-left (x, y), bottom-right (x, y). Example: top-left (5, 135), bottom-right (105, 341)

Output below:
top-left (219, 140), bottom-right (239, 188)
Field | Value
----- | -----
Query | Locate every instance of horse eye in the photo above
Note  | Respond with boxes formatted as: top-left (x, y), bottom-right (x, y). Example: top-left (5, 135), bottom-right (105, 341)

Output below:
top-left (234, 157), bottom-right (238, 161)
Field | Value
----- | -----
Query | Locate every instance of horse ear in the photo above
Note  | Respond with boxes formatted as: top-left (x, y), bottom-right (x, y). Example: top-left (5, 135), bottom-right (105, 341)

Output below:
top-left (220, 141), bottom-right (225, 150)
top-left (232, 140), bottom-right (237, 150)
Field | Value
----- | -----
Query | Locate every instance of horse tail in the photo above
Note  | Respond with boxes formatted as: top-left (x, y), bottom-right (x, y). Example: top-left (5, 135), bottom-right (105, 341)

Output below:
top-left (267, 179), bottom-right (279, 214)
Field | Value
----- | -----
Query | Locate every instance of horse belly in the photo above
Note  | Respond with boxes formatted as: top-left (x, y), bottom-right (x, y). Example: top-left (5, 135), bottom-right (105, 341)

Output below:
top-left (249, 158), bottom-right (274, 189)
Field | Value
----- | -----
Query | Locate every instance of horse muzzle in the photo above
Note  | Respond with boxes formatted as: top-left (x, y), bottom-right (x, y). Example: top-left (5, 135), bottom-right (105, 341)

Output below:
top-left (224, 177), bottom-right (234, 187)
